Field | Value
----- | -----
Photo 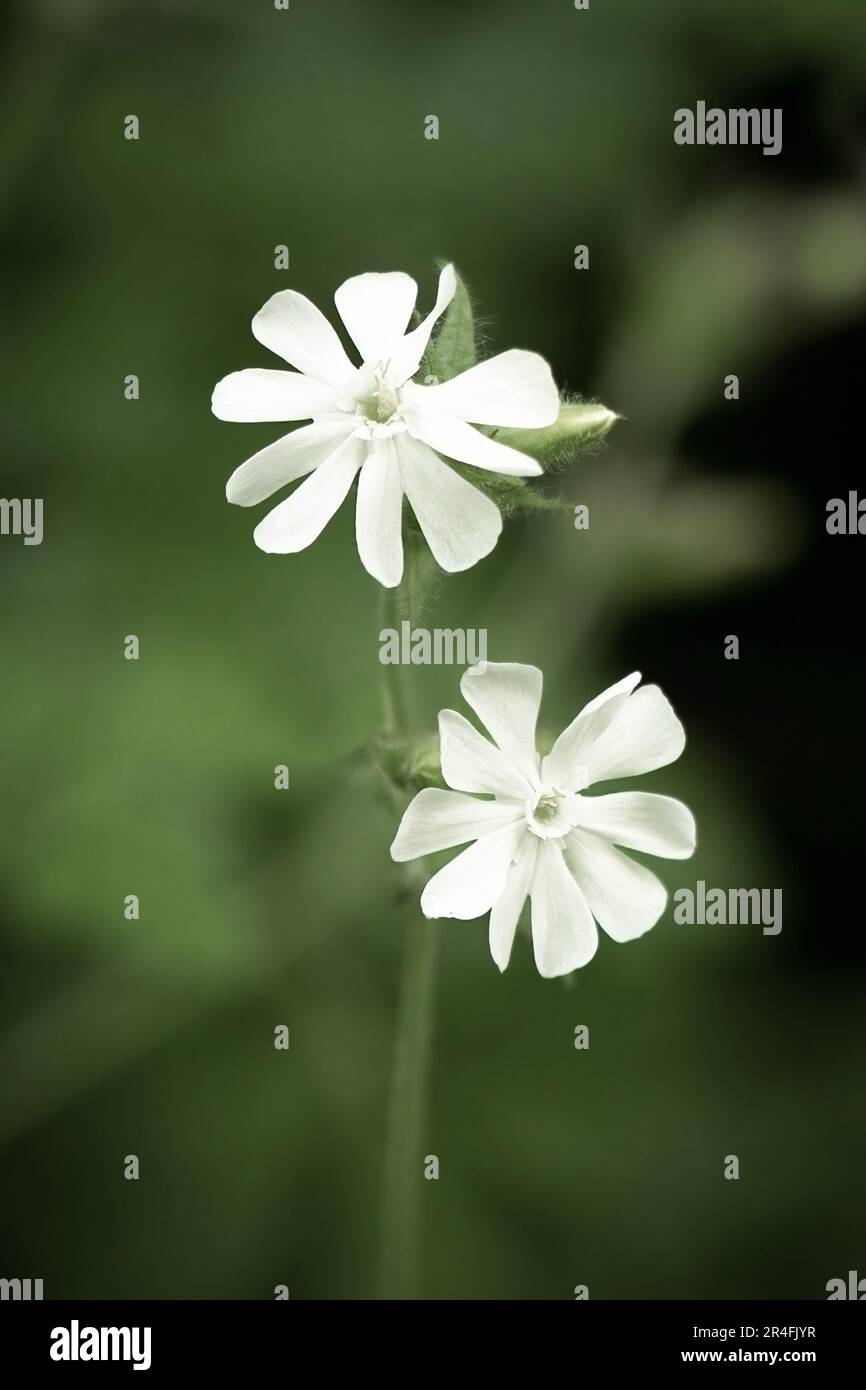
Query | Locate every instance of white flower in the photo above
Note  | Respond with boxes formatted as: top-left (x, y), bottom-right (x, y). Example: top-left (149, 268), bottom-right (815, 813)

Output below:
top-left (212, 266), bottom-right (559, 586)
top-left (390, 663), bottom-right (697, 978)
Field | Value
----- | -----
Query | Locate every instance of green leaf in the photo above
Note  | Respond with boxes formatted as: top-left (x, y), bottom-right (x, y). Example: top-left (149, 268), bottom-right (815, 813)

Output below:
top-left (420, 261), bottom-right (477, 382)
top-left (496, 398), bottom-right (619, 470)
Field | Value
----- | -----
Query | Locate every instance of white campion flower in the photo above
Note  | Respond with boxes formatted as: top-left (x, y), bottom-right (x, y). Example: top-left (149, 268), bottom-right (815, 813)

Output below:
top-left (211, 266), bottom-right (559, 586)
top-left (390, 663), bottom-right (697, 978)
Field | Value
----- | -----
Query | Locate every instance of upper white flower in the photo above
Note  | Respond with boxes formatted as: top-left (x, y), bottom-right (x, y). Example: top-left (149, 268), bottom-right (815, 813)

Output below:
top-left (390, 663), bottom-right (697, 978)
top-left (212, 266), bottom-right (559, 586)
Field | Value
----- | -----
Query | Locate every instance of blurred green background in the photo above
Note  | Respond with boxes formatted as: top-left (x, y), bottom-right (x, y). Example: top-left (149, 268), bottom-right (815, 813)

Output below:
top-left (1, 0), bottom-right (865, 1299)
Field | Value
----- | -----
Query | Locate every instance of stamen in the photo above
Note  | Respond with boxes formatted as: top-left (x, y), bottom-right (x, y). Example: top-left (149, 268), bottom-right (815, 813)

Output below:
top-left (533, 791), bottom-right (561, 823)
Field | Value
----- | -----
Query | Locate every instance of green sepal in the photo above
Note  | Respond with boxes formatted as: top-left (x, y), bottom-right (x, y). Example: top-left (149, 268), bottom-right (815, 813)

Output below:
top-left (419, 261), bottom-right (477, 382)
top-left (449, 464), bottom-right (564, 517)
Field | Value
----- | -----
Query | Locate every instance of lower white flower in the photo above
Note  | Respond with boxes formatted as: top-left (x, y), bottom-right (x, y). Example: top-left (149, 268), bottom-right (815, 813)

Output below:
top-left (390, 663), bottom-right (697, 978)
top-left (212, 265), bottom-right (560, 586)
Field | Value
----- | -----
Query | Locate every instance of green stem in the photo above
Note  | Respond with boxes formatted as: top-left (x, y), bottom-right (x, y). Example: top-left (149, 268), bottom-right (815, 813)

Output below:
top-left (378, 910), bottom-right (438, 1300)
top-left (377, 542), bottom-right (440, 1300)
top-left (378, 584), bottom-right (411, 737)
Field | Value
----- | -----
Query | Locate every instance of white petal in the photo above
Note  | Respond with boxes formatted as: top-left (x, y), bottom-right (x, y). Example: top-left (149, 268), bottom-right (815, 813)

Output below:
top-left (578, 685), bottom-right (686, 783)
top-left (542, 672), bottom-right (642, 790)
top-left (334, 271), bottom-right (417, 365)
top-left (402, 349), bottom-right (559, 427)
top-left (252, 433), bottom-right (364, 554)
top-left (439, 709), bottom-right (533, 800)
top-left (530, 841), bottom-right (598, 978)
top-left (226, 420), bottom-right (355, 506)
top-left (211, 368), bottom-right (337, 423)
top-left (396, 433), bottom-right (502, 573)
top-left (459, 662), bottom-right (542, 788)
top-left (391, 787), bottom-right (523, 862)
top-left (403, 407), bottom-right (542, 477)
top-left (252, 290), bottom-right (355, 385)
top-left (388, 263), bottom-right (457, 385)
top-left (564, 829), bottom-right (668, 943)
top-left (355, 436), bottom-right (404, 587)
top-left (420, 820), bottom-right (525, 920)
top-left (489, 832), bottom-right (538, 972)
top-left (573, 792), bottom-right (697, 860)
top-left (580, 671), bottom-right (643, 717)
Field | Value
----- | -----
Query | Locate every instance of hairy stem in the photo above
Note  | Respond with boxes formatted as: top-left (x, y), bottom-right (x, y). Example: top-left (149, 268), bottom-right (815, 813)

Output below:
top-left (377, 545), bottom-right (439, 1300)
top-left (378, 584), bottom-right (411, 737)
top-left (378, 906), bottom-right (438, 1299)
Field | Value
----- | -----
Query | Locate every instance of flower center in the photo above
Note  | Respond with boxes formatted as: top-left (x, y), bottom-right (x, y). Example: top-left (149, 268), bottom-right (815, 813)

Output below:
top-left (533, 791), bottom-right (560, 823)
top-left (525, 785), bottom-right (578, 841)
top-left (338, 362), bottom-right (409, 439)
top-left (358, 364), bottom-right (400, 420)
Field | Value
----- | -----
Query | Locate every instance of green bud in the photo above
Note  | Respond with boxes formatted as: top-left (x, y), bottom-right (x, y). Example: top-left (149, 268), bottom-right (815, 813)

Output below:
top-left (406, 735), bottom-right (443, 789)
top-left (372, 733), bottom-right (443, 792)
top-left (495, 399), bottom-right (619, 469)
